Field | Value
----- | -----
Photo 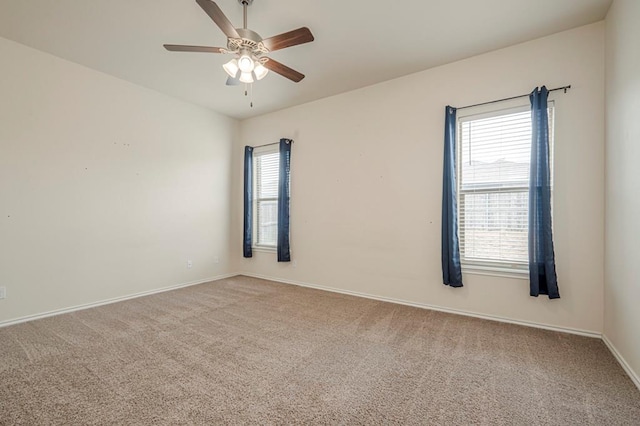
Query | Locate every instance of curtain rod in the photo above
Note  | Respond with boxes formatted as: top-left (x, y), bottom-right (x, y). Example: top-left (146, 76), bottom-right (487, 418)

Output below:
top-left (456, 85), bottom-right (571, 111)
top-left (250, 139), bottom-right (294, 149)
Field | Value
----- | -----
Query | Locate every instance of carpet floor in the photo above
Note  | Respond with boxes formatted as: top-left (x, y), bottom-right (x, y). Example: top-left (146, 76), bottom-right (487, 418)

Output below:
top-left (1, 275), bottom-right (639, 425)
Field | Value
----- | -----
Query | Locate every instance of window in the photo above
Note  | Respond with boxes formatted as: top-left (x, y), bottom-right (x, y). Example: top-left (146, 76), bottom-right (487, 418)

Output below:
top-left (253, 145), bottom-right (279, 249)
top-left (457, 104), bottom-right (554, 272)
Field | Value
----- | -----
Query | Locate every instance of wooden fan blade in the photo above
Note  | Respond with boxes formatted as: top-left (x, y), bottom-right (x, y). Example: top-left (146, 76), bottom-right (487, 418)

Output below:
top-left (263, 58), bottom-right (305, 83)
top-left (164, 44), bottom-right (225, 53)
top-left (262, 27), bottom-right (314, 52)
top-left (196, 0), bottom-right (240, 39)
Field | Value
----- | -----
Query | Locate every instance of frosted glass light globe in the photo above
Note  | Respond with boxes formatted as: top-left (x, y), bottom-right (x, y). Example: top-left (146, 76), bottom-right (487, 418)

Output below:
top-left (222, 59), bottom-right (239, 78)
top-left (238, 55), bottom-right (255, 73)
top-left (253, 63), bottom-right (269, 80)
top-left (239, 71), bottom-right (254, 84)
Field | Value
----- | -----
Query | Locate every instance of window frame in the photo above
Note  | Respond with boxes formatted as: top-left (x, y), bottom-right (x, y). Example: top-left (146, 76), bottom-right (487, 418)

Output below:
top-left (252, 144), bottom-right (279, 251)
top-left (456, 102), bottom-right (555, 277)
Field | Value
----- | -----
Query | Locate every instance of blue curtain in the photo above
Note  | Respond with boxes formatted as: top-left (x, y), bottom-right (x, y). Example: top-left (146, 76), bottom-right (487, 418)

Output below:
top-left (277, 139), bottom-right (292, 262)
top-left (442, 106), bottom-right (463, 287)
top-left (243, 146), bottom-right (253, 258)
top-left (529, 87), bottom-right (559, 298)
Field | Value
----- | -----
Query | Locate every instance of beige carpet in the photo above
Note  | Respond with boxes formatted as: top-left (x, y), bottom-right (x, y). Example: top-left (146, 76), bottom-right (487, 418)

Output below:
top-left (1, 276), bottom-right (639, 425)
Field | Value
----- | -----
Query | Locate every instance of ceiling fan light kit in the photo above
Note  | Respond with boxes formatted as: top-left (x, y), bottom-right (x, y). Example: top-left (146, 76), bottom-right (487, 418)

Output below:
top-left (163, 0), bottom-right (314, 105)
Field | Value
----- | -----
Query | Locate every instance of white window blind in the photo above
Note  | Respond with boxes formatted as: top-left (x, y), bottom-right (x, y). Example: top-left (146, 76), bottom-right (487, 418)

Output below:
top-left (457, 105), bottom-right (554, 270)
top-left (253, 146), bottom-right (279, 248)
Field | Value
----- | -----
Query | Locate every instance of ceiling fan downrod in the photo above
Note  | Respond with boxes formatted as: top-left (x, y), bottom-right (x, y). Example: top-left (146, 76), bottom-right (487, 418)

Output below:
top-left (239, 0), bottom-right (253, 29)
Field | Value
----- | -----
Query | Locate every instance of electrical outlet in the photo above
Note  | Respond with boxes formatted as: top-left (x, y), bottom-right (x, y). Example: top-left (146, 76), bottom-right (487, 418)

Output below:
top-left (187, 260), bottom-right (193, 269)
top-left (0, 287), bottom-right (6, 299)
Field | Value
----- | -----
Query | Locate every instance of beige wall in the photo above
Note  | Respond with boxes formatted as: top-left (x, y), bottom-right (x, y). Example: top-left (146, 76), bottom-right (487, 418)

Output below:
top-left (0, 37), bottom-right (237, 323)
top-left (234, 23), bottom-right (605, 334)
top-left (604, 0), bottom-right (640, 383)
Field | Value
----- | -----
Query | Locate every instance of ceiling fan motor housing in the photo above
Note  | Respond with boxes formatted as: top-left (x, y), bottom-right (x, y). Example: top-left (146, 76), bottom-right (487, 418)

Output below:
top-left (228, 28), bottom-right (268, 57)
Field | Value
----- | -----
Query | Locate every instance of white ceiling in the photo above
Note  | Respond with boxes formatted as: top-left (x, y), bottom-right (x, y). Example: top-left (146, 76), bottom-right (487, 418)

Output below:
top-left (0, 0), bottom-right (612, 120)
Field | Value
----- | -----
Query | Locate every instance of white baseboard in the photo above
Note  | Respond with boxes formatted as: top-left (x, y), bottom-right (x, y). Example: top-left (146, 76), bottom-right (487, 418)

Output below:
top-left (239, 272), bottom-right (602, 339)
top-left (602, 334), bottom-right (640, 392)
top-left (0, 273), bottom-right (236, 328)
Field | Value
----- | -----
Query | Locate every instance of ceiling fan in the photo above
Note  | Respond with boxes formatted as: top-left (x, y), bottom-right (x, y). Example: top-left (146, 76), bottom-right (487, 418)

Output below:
top-left (164, 0), bottom-right (314, 86)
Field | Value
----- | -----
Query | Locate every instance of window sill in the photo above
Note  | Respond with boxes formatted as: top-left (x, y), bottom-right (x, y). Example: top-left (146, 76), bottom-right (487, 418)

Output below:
top-left (462, 264), bottom-right (529, 280)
